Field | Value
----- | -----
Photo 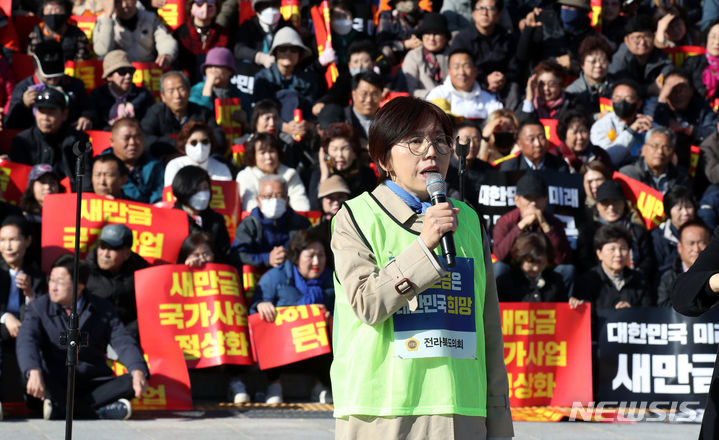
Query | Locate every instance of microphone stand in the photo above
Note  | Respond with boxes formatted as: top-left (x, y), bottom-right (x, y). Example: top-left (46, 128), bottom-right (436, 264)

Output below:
top-left (62, 142), bottom-right (90, 440)
top-left (455, 137), bottom-right (470, 202)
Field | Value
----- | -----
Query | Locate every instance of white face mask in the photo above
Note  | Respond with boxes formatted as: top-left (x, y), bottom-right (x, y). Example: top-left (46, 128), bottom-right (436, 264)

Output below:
top-left (332, 19), bottom-right (353, 36)
top-left (258, 7), bottom-right (281, 26)
top-left (186, 142), bottom-right (211, 163)
top-left (188, 190), bottom-right (211, 211)
top-left (259, 197), bottom-right (287, 219)
top-left (349, 66), bottom-right (368, 76)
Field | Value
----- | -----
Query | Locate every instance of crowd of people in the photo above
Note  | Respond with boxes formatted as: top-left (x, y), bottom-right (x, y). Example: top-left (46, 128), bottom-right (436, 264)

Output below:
top-left (1, 0), bottom-right (719, 423)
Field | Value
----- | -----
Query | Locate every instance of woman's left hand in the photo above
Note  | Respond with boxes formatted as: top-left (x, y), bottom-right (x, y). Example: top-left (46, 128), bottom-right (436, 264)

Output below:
top-left (257, 302), bottom-right (277, 323)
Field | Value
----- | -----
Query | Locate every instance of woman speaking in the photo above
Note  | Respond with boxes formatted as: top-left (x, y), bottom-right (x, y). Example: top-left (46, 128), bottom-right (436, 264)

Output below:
top-left (330, 97), bottom-right (513, 439)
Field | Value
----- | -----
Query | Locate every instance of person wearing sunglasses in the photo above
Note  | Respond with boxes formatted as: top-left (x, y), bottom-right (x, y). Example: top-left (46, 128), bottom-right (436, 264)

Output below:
top-left (90, 50), bottom-right (155, 130)
top-left (330, 97), bottom-right (513, 438)
top-left (164, 120), bottom-right (232, 188)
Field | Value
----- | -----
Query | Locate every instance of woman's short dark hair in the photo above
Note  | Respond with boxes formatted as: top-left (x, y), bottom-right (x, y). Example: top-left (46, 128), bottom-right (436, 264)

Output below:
top-left (1, 215), bottom-right (33, 239)
top-left (580, 159), bottom-right (612, 179)
top-left (533, 59), bottom-right (567, 88)
top-left (52, 254), bottom-right (90, 285)
top-left (172, 165), bottom-right (211, 206)
top-left (243, 133), bottom-right (283, 167)
top-left (663, 185), bottom-right (696, 213)
top-left (19, 171), bottom-right (64, 215)
top-left (288, 229), bottom-right (330, 266)
top-left (175, 120), bottom-right (220, 156)
top-left (593, 224), bottom-right (633, 251)
top-left (177, 231), bottom-right (215, 264)
top-left (321, 122), bottom-right (360, 155)
top-left (557, 109), bottom-right (592, 142)
top-left (577, 35), bottom-right (613, 65)
top-left (510, 232), bottom-right (554, 267)
top-left (368, 96), bottom-right (453, 181)
top-left (251, 99), bottom-right (281, 132)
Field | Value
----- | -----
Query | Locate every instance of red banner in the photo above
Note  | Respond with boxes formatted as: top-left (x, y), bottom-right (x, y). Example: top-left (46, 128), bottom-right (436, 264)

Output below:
top-left (158, 0), bottom-right (186, 30)
top-left (132, 62), bottom-right (163, 101)
top-left (500, 302), bottom-right (592, 407)
top-left (70, 15), bottom-right (97, 45)
top-left (238, 0), bottom-right (254, 25)
top-left (379, 91), bottom-right (410, 108)
top-left (41, 193), bottom-right (189, 271)
top-left (65, 60), bottom-right (104, 92)
top-left (539, 118), bottom-right (560, 150)
top-left (280, 0), bottom-right (301, 28)
top-left (135, 263), bottom-right (254, 369)
top-left (613, 171), bottom-right (665, 230)
top-left (664, 46), bottom-right (706, 68)
top-left (689, 144), bottom-right (701, 182)
top-left (599, 96), bottom-right (613, 114)
top-left (86, 130), bottom-right (112, 156)
top-left (231, 144), bottom-right (246, 168)
top-left (111, 350), bottom-right (193, 410)
top-left (162, 180), bottom-right (242, 240)
top-left (589, 0), bottom-right (601, 33)
top-left (214, 97), bottom-right (243, 150)
top-left (248, 304), bottom-right (331, 370)
top-left (0, 159), bottom-right (32, 205)
top-left (311, 1), bottom-right (339, 89)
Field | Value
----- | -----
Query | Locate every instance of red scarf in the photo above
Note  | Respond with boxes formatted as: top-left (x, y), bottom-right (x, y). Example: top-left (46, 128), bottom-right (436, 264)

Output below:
top-left (533, 92), bottom-right (565, 119)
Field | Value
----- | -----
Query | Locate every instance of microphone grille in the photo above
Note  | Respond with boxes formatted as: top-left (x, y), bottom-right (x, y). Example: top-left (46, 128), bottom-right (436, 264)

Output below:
top-left (425, 172), bottom-right (446, 196)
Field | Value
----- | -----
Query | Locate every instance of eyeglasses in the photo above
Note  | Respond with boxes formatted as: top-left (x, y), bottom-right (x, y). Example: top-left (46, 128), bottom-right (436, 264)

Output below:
top-left (397, 135), bottom-right (453, 156)
top-left (475, 5), bottom-right (497, 13)
top-left (627, 32), bottom-right (652, 44)
top-left (188, 138), bottom-right (211, 146)
top-left (113, 67), bottom-right (135, 76)
top-left (645, 142), bottom-right (673, 152)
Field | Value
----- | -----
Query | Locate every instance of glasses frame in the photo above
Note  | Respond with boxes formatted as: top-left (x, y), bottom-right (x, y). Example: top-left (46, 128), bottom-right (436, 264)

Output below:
top-left (396, 135), bottom-right (453, 156)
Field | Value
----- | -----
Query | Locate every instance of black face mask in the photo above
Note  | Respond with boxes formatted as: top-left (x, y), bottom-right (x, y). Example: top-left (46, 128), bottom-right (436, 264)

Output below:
top-left (494, 132), bottom-right (516, 151)
top-left (44, 14), bottom-right (66, 32)
top-left (613, 100), bottom-right (637, 119)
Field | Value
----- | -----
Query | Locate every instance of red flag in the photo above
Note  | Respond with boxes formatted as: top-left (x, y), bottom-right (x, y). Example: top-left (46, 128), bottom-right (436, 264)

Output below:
top-left (613, 171), bottom-right (666, 230)
top-left (311, 1), bottom-right (339, 89)
top-left (0, 159), bottom-right (32, 205)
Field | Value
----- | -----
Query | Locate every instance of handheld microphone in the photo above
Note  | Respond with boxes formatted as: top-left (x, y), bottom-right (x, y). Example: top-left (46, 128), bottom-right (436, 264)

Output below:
top-left (425, 172), bottom-right (456, 268)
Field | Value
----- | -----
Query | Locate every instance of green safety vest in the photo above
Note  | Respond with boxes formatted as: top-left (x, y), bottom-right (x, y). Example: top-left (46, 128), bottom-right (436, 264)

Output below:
top-left (331, 192), bottom-right (488, 418)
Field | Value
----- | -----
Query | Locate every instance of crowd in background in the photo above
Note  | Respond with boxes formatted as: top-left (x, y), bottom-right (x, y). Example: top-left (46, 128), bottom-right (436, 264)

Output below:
top-left (1, 0), bottom-right (719, 417)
